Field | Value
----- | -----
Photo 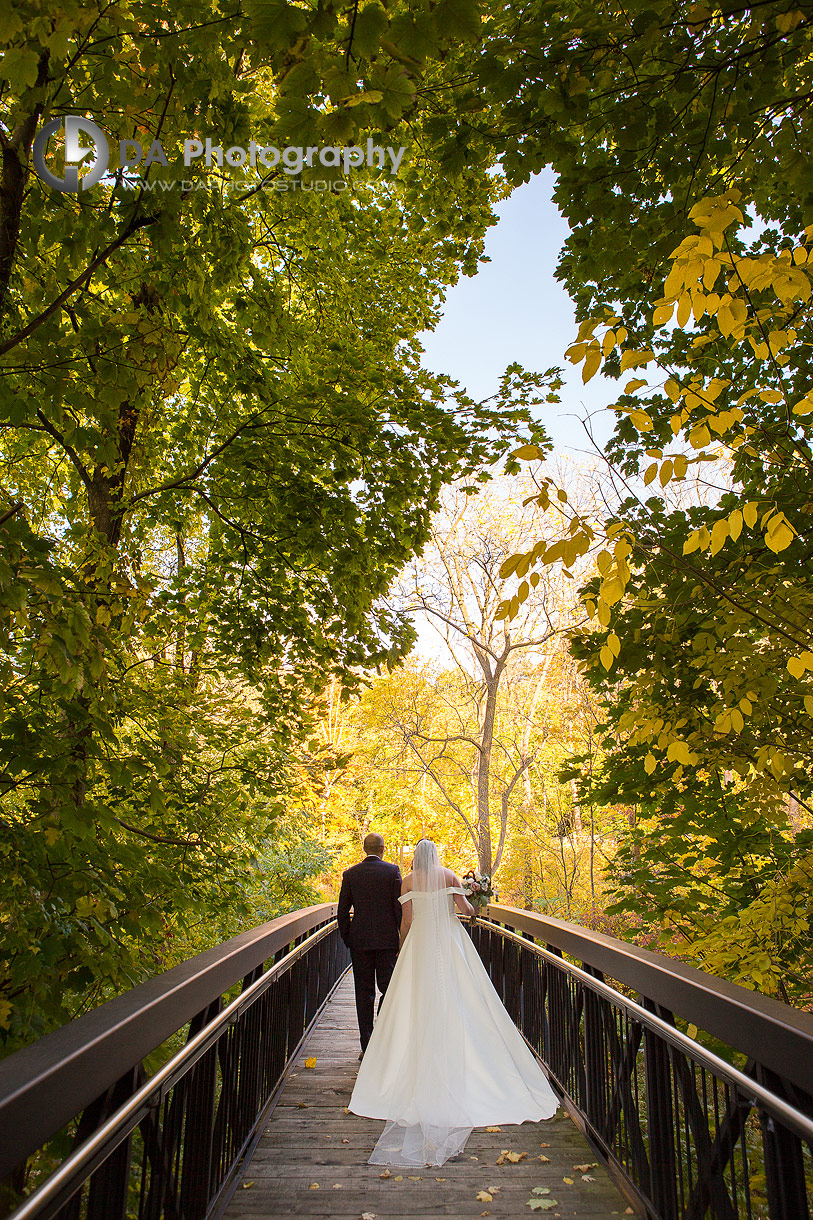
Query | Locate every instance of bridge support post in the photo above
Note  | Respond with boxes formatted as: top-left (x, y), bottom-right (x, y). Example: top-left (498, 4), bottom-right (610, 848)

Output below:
top-left (643, 1004), bottom-right (679, 1220)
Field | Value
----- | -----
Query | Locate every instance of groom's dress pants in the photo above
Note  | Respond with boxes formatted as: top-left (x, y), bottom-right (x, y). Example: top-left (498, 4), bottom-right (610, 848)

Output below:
top-left (351, 948), bottom-right (398, 1051)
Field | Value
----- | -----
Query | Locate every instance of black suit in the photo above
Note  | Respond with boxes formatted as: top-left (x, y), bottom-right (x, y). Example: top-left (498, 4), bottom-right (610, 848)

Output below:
top-left (338, 854), bottom-right (402, 1051)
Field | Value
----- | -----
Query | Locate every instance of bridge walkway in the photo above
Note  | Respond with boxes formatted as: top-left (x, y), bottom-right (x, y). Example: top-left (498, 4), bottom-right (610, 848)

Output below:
top-left (222, 973), bottom-right (629, 1220)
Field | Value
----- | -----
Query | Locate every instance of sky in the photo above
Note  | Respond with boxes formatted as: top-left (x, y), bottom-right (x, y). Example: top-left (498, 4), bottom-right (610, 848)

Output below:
top-left (417, 168), bottom-right (618, 463)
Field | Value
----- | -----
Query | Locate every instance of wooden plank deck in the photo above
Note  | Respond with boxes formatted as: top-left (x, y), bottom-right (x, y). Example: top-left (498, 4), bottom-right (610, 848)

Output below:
top-left (222, 973), bottom-right (630, 1220)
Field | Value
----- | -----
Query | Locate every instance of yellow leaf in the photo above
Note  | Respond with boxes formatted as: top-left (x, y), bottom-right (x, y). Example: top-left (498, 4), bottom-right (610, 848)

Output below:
top-left (629, 409), bottom-right (653, 430)
top-left (538, 1154), bottom-right (550, 1162)
top-left (709, 518), bottom-right (729, 556)
top-left (688, 423), bottom-right (711, 448)
top-left (728, 508), bottom-right (743, 541)
top-left (787, 656), bottom-right (806, 679)
top-left (309, 1183), bottom-right (320, 1190)
top-left (677, 294), bottom-right (692, 327)
top-left (644, 753), bottom-right (657, 775)
top-left (601, 578), bottom-right (624, 606)
top-left (644, 462), bottom-right (658, 485)
top-left (625, 378), bottom-right (647, 393)
top-left (476, 1192), bottom-right (493, 1203)
top-left (764, 513), bottom-right (794, 553)
top-left (664, 378), bottom-right (681, 403)
top-left (792, 393), bottom-right (813, 415)
top-left (743, 502), bottom-right (758, 528)
top-left (305, 1057), bottom-right (317, 1068)
top-left (673, 454), bottom-right (688, 478)
top-left (563, 1177), bottom-right (575, 1185)
top-left (667, 741), bottom-right (692, 766)
top-left (620, 347), bottom-right (654, 371)
top-left (683, 529), bottom-right (701, 556)
top-left (485, 1126), bottom-right (501, 1132)
top-left (804, 696), bottom-right (813, 715)
top-left (582, 346), bottom-right (602, 383)
top-left (597, 598), bottom-right (611, 627)
top-left (659, 459), bottom-right (673, 487)
top-left (241, 1181), bottom-right (255, 1190)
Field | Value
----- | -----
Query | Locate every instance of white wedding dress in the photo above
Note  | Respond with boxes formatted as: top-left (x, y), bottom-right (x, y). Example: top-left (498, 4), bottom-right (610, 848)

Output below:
top-left (348, 845), bottom-right (558, 1166)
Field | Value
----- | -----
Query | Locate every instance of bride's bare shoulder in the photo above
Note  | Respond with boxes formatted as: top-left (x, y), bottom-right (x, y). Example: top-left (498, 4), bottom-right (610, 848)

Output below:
top-left (401, 871), bottom-right (414, 892)
top-left (443, 867), bottom-right (460, 885)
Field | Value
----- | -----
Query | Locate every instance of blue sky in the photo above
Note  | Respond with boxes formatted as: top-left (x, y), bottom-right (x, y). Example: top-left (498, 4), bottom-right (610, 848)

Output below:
top-left (418, 169), bottom-right (618, 460)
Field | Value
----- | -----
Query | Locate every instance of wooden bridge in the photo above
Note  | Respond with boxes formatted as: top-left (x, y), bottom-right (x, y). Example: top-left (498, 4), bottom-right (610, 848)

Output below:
top-left (220, 973), bottom-right (624, 1219)
top-left (1, 903), bottom-right (812, 1220)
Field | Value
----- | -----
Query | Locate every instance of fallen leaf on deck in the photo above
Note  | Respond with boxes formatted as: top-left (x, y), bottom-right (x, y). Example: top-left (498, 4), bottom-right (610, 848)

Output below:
top-left (573, 1163), bottom-right (597, 1172)
top-left (298, 1102), bottom-right (308, 1109)
top-left (333, 1184), bottom-right (343, 1189)
top-left (582, 1174), bottom-right (596, 1182)
top-left (435, 1178), bottom-right (446, 1182)
top-left (309, 1183), bottom-right (319, 1190)
top-left (407, 1175), bottom-right (422, 1180)
top-left (540, 1142), bottom-right (551, 1147)
top-left (361, 1213), bottom-right (377, 1220)
top-left (625, 1210), bottom-right (635, 1215)
top-left (538, 1155), bottom-right (550, 1162)
top-left (341, 1138), bottom-right (350, 1144)
top-left (497, 1149), bottom-right (526, 1164)
top-left (485, 1125), bottom-right (502, 1132)
top-left (393, 1175), bottom-right (403, 1181)
top-left (469, 1155), bottom-right (479, 1160)
top-left (379, 1171), bottom-right (391, 1179)
top-left (480, 1213), bottom-right (490, 1218)
top-left (305, 1057), bottom-right (317, 1068)
top-left (476, 1191), bottom-right (494, 1203)
top-left (527, 1200), bottom-right (557, 1212)
top-left (531, 1188), bottom-right (551, 1196)
top-left (343, 1106), bottom-right (351, 1114)
top-left (240, 1181), bottom-right (254, 1190)
top-left (562, 1177), bottom-right (574, 1184)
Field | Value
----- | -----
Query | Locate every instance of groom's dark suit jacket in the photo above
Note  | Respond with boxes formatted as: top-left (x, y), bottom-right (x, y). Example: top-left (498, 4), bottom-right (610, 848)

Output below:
top-left (337, 855), bottom-right (402, 951)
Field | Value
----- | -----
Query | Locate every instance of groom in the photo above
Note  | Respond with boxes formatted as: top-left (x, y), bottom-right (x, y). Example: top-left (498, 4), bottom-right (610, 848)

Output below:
top-left (337, 832), bottom-right (402, 1059)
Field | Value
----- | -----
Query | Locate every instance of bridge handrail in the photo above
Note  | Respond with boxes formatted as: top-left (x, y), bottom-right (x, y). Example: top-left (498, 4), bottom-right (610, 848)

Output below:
top-left (0, 902), bottom-right (337, 1183)
top-left (485, 902), bottom-right (813, 1094)
top-left (482, 919), bottom-right (813, 1143)
top-left (3, 920), bottom-right (341, 1220)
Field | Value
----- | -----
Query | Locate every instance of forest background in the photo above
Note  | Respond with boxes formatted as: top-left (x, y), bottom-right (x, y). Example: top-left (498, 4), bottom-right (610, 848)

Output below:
top-left (1, 0), bottom-right (812, 1061)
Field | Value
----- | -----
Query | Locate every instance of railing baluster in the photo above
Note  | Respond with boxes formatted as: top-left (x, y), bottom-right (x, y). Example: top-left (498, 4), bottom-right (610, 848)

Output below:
top-left (757, 1065), bottom-right (812, 1220)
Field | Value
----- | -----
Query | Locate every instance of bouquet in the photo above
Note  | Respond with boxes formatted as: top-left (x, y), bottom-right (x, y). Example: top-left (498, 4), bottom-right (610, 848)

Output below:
top-left (461, 870), bottom-right (494, 912)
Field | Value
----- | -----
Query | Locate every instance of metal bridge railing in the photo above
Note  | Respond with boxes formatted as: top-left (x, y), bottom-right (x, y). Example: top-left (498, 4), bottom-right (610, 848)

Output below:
top-left (0, 904), bottom-right (350, 1220)
top-left (471, 906), bottom-right (813, 1220)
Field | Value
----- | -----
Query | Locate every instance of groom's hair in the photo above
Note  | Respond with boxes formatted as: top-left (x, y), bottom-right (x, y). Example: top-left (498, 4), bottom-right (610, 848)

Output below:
top-left (363, 832), bottom-right (385, 857)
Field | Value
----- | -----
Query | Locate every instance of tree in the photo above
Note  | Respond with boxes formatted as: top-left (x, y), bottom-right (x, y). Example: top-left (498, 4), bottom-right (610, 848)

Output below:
top-left (0, 0), bottom-right (558, 1051)
top-left (389, 478), bottom-right (587, 875)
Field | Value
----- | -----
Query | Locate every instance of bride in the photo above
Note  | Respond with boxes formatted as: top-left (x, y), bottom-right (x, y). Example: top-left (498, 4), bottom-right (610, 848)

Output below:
top-left (348, 838), bottom-right (558, 1166)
